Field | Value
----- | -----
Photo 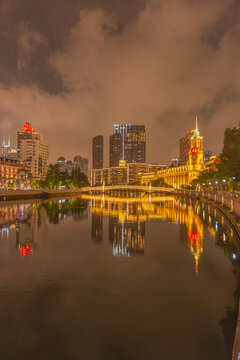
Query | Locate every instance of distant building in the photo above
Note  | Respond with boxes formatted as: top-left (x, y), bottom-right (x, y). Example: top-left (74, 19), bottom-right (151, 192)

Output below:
top-left (0, 157), bottom-right (28, 185)
top-left (92, 135), bottom-right (103, 169)
top-left (171, 158), bottom-right (179, 167)
top-left (18, 122), bottom-right (48, 180)
top-left (113, 124), bottom-right (146, 163)
top-left (73, 155), bottom-right (88, 176)
top-left (91, 160), bottom-right (127, 186)
top-left (91, 160), bottom-right (166, 186)
top-left (204, 150), bottom-right (212, 163)
top-left (1, 139), bottom-right (11, 158)
top-left (179, 129), bottom-right (195, 165)
top-left (109, 133), bottom-right (122, 167)
top-left (127, 163), bottom-right (167, 184)
top-left (66, 160), bottom-right (73, 176)
top-left (57, 157), bottom-right (73, 175)
top-left (7, 149), bottom-right (18, 160)
top-left (57, 157), bottom-right (67, 173)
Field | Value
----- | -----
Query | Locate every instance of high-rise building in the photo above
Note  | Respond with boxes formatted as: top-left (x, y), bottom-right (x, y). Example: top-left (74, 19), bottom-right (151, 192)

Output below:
top-left (113, 124), bottom-right (146, 163)
top-left (179, 129), bottom-right (195, 165)
top-left (73, 155), bottom-right (89, 176)
top-left (1, 138), bottom-right (11, 158)
top-left (57, 157), bottom-right (67, 173)
top-left (109, 133), bottom-right (122, 167)
top-left (92, 135), bottom-right (103, 169)
top-left (18, 122), bottom-right (49, 180)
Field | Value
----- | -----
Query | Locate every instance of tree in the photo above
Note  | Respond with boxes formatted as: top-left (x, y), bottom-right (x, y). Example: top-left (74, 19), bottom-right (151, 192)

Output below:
top-left (218, 123), bottom-right (240, 180)
top-left (45, 164), bottom-right (61, 189)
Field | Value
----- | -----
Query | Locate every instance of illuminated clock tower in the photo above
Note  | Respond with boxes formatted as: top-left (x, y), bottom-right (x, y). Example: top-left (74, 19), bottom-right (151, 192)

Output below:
top-left (188, 117), bottom-right (204, 167)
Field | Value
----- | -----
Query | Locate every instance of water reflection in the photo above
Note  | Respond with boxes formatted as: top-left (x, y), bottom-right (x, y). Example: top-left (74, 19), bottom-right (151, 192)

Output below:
top-left (88, 196), bottom-right (206, 272)
top-left (0, 195), bottom-right (239, 273)
top-left (0, 198), bottom-right (88, 257)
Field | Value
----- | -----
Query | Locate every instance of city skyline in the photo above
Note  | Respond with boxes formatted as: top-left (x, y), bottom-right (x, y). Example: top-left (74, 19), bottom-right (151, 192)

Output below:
top-left (1, 0), bottom-right (240, 164)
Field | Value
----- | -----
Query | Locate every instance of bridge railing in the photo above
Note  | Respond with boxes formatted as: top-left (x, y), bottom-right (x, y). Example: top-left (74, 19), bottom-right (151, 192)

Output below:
top-left (82, 185), bottom-right (175, 193)
top-left (176, 189), bottom-right (240, 217)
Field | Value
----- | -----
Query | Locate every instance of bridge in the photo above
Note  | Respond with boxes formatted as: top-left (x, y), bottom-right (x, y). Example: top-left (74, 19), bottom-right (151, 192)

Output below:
top-left (81, 185), bottom-right (175, 194)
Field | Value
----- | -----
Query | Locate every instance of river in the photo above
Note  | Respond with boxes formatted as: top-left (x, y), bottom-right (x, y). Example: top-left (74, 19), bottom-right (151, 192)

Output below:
top-left (0, 195), bottom-right (239, 360)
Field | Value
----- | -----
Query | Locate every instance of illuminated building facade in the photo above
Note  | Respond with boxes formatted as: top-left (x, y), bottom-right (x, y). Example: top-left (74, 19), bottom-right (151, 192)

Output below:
top-left (18, 122), bottom-right (49, 180)
top-left (92, 135), bottom-right (103, 169)
top-left (127, 162), bottom-right (167, 184)
top-left (109, 133), bottom-right (122, 167)
top-left (141, 118), bottom-right (204, 188)
top-left (113, 124), bottom-right (146, 163)
top-left (0, 157), bottom-right (28, 185)
top-left (91, 160), bottom-right (166, 186)
top-left (91, 160), bottom-right (127, 186)
top-left (1, 138), bottom-right (11, 158)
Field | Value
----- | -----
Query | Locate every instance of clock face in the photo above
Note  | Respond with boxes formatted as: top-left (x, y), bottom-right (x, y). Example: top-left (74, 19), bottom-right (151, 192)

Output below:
top-left (192, 154), bottom-right (197, 162)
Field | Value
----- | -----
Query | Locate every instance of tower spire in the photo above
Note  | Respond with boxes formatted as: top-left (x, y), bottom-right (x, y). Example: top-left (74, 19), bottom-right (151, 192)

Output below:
top-left (195, 116), bottom-right (198, 131)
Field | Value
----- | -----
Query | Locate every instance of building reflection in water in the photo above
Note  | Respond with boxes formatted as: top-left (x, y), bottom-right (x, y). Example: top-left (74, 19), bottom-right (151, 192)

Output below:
top-left (0, 195), bottom-right (238, 273)
top-left (85, 194), bottom-right (224, 273)
top-left (0, 198), bottom-right (88, 257)
top-left (16, 205), bottom-right (48, 256)
top-left (109, 202), bottom-right (145, 257)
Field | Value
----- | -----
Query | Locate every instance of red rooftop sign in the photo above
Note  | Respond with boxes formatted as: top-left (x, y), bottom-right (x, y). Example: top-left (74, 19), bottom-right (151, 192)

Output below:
top-left (190, 147), bottom-right (200, 154)
top-left (21, 122), bottom-right (35, 133)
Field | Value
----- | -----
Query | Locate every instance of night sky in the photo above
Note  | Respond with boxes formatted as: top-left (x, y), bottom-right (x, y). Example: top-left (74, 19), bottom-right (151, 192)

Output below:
top-left (0, 0), bottom-right (240, 165)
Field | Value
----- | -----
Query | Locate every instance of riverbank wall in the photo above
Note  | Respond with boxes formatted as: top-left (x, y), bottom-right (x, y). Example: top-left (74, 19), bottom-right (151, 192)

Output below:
top-left (0, 189), bottom-right (83, 201)
top-left (176, 189), bottom-right (240, 360)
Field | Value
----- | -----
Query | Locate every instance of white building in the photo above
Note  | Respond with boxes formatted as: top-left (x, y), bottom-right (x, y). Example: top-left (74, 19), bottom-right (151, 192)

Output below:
top-left (18, 122), bottom-right (49, 180)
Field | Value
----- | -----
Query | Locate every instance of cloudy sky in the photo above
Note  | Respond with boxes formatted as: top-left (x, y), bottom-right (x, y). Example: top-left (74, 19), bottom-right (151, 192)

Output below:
top-left (0, 0), bottom-right (240, 165)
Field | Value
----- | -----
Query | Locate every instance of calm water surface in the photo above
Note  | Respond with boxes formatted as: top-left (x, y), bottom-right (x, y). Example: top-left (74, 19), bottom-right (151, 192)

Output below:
top-left (0, 195), bottom-right (239, 360)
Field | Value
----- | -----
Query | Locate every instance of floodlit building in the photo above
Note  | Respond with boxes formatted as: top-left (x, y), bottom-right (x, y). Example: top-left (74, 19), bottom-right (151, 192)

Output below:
top-left (91, 160), bottom-right (166, 186)
top-left (91, 160), bottom-right (127, 186)
top-left (0, 157), bottom-right (28, 185)
top-left (18, 122), bottom-right (49, 180)
top-left (142, 118), bottom-right (205, 188)
top-left (127, 163), bottom-right (167, 184)
top-left (113, 124), bottom-right (146, 163)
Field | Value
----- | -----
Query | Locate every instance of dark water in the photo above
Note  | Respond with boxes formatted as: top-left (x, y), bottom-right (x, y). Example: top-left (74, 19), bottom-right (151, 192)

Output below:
top-left (0, 195), bottom-right (239, 360)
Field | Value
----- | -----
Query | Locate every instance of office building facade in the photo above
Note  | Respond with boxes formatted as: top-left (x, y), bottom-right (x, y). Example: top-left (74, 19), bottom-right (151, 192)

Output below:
top-left (109, 133), bottom-right (122, 167)
top-left (73, 155), bottom-right (89, 176)
top-left (113, 124), bottom-right (146, 164)
top-left (92, 135), bottom-right (103, 169)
